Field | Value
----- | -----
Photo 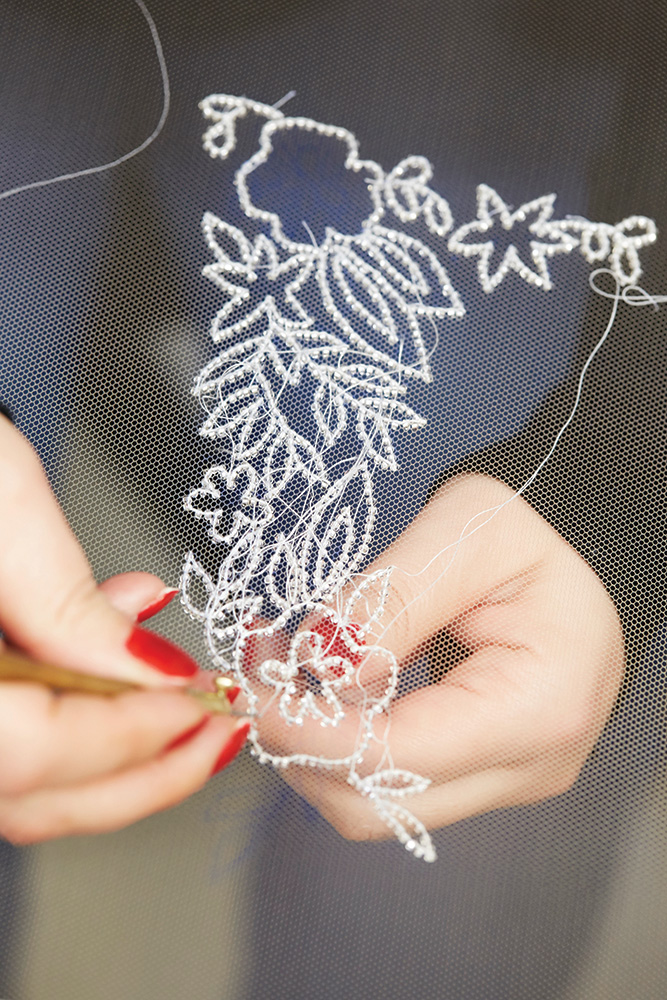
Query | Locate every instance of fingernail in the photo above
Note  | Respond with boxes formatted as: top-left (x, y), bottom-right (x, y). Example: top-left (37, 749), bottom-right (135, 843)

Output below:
top-left (242, 626), bottom-right (261, 678)
top-left (227, 685), bottom-right (241, 705)
top-left (311, 620), bottom-right (366, 674)
top-left (126, 626), bottom-right (199, 678)
top-left (136, 588), bottom-right (179, 623)
top-left (210, 720), bottom-right (251, 776)
top-left (164, 716), bottom-right (210, 753)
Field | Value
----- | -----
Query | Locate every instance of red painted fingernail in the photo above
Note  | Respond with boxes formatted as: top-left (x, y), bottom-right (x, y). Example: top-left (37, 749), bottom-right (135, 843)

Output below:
top-left (126, 625), bottom-right (199, 678)
top-left (242, 626), bottom-right (261, 678)
top-left (136, 588), bottom-right (179, 623)
top-left (311, 620), bottom-right (366, 675)
top-left (226, 685), bottom-right (241, 705)
top-left (164, 716), bottom-right (209, 753)
top-left (210, 721), bottom-right (251, 776)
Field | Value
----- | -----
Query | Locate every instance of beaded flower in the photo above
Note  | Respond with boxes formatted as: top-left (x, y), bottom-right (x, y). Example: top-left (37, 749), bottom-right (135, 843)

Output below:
top-left (181, 94), bottom-right (657, 862)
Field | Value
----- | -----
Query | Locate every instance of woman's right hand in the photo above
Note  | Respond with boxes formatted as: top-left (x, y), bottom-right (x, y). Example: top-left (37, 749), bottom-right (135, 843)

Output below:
top-left (0, 416), bottom-right (248, 845)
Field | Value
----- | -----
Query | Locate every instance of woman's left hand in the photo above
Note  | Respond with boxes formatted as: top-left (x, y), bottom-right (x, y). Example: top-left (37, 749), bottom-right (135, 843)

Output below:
top-left (254, 474), bottom-right (624, 841)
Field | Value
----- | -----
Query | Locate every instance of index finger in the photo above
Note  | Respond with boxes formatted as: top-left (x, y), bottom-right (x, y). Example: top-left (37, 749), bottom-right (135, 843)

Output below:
top-left (256, 474), bottom-right (623, 773)
top-left (0, 419), bottom-right (194, 685)
top-left (258, 527), bottom-right (622, 779)
top-left (298, 475), bottom-right (546, 687)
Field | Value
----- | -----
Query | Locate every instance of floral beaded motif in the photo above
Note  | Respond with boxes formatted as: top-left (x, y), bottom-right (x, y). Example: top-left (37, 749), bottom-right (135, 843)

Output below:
top-left (181, 94), bottom-right (658, 863)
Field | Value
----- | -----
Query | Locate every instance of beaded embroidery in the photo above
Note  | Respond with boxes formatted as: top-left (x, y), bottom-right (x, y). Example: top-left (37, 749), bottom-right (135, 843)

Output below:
top-left (448, 184), bottom-right (657, 291)
top-left (181, 94), bottom-right (657, 862)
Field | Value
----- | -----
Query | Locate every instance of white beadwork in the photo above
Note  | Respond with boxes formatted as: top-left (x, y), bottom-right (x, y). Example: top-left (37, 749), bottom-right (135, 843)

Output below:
top-left (448, 184), bottom-right (577, 292)
top-left (236, 115), bottom-right (386, 253)
top-left (182, 93), bottom-right (658, 864)
top-left (449, 185), bottom-right (656, 292)
top-left (384, 156), bottom-right (453, 237)
top-left (541, 214), bottom-right (657, 286)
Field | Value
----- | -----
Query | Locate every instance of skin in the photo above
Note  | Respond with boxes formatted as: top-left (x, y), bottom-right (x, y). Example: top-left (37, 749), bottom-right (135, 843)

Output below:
top-left (0, 416), bottom-right (624, 846)
top-left (254, 474), bottom-right (625, 842)
top-left (0, 417), bottom-right (243, 845)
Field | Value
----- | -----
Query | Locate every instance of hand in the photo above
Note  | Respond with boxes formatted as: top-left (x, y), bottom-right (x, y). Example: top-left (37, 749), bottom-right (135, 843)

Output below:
top-left (255, 474), bottom-right (624, 841)
top-left (0, 417), bottom-right (248, 845)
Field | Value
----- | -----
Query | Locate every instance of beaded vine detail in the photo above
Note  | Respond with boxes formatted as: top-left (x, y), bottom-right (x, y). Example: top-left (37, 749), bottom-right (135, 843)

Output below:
top-left (181, 94), bottom-right (657, 862)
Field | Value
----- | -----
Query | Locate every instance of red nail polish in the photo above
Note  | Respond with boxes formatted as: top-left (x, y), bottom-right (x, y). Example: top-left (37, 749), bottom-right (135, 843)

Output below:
top-left (136, 588), bottom-right (179, 623)
top-left (126, 626), bottom-right (199, 678)
top-left (311, 620), bottom-right (365, 675)
top-left (210, 721), bottom-right (251, 776)
top-left (242, 631), bottom-right (260, 678)
top-left (227, 685), bottom-right (241, 705)
top-left (164, 716), bottom-right (209, 753)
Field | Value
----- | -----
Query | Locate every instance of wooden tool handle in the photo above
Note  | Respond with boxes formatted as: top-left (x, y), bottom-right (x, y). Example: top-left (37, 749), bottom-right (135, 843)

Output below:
top-left (0, 649), bottom-right (140, 696)
top-left (0, 649), bottom-right (241, 715)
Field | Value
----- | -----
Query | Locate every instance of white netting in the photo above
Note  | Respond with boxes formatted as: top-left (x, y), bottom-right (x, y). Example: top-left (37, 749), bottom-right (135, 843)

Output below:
top-left (2, 0), bottom-right (667, 997)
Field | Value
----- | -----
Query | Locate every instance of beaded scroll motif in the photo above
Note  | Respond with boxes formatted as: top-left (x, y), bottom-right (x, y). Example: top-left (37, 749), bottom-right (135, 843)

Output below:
top-left (181, 94), bottom-right (656, 862)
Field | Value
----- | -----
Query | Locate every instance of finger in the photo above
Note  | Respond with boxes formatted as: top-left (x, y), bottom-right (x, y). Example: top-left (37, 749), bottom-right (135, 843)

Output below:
top-left (283, 758), bottom-right (562, 843)
top-left (0, 420), bottom-right (194, 685)
top-left (256, 492), bottom-right (623, 775)
top-left (256, 630), bottom-right (614, 807)
top-left (299, 475), bottom-right (546, 687)
top-left (347, 645), bottom-right (595, 781)
top-left (0, 714), bottom-right (249, 844)
top-left (0, 684), bottom-right (207, 794)
top-left (99, 572), bottom-right (178, 622)
top-left (363, 475), bottom-right (549, 659)
top-left (253, 648), bottom-right (546, 776)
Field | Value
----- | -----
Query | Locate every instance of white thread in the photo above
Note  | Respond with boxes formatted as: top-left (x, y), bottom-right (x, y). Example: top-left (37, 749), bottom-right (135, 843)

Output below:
top-left (375, 269), bottom-right (642, 647)
top-left (588, 268), bottom-right (665, 307)
top-left (272, 90), bottom-right (297, 111)
top-left (384, 156), bottom-right (453, 238)
top-left (184, 92), bottom-right (659, 863)
top-left (0, 0), bottom-right (169, 203)
top-left (200, 95), bottom-right (284, 161)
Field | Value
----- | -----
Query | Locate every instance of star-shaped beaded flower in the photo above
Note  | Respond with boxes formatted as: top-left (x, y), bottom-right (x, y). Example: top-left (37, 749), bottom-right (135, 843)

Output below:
top-left (448, 184), bottom-right (577, 292)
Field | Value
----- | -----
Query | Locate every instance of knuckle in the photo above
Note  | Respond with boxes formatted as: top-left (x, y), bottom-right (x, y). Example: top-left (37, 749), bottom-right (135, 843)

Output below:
top-left (49, 575), bottom-right (101, 637)
top-left (24, 577), bottom-right (103, 659)
top-left (532, 692), bottom-right (593, 758)
top-left (518, 757), bottom-right (584, 806)
top-left (0, 813), bottom-right (51, 846)
top-left (290, 773), bottom-right (382, 843)
top-left (548, 763), bottom-right (583, 797)
top-left (333, 813), bottom-right (376, 842)
top-left (327, 800), bottom-right (384, 843)
top-left (444, 472), bottom-right (511, 509)
top-left (549, 704), bottom-right (592, 753)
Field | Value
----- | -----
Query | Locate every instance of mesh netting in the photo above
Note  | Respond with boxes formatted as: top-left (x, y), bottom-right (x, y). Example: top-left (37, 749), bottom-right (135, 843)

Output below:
top-left (2, 0), bottom-right (667, 997)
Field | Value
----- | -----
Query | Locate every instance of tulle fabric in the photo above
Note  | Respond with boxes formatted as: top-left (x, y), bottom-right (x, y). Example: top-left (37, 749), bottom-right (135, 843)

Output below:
top-left (2, 1), bottom-right (667, 996)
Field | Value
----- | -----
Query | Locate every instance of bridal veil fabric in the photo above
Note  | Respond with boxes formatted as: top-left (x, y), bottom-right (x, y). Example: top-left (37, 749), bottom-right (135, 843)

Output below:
top-left (2, 0), bottom-right (667, 997)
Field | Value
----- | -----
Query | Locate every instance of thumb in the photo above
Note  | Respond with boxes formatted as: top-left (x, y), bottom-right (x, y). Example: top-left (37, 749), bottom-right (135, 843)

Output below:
top-left (0, 420), bottom-right (197, 686)
top-left (99, 572), bottom-right (178, 622)
top-left (300, 475), bottom-right (537, 688)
